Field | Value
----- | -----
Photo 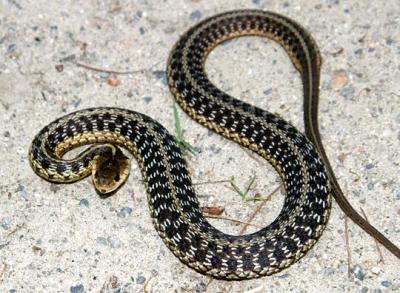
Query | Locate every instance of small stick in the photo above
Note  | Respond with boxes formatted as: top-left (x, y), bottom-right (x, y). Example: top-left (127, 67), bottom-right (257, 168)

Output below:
top-left (143, 276), bottom-right (154, 293)
top-left (0, 100), bottom-right (9, 110)
top-left (360, 207), bottom-right (384, 263)
top-left (8, 0), bottom-right (22, 9)
top-left (239, 184), bottom-right (281, 235)
top-left (348, 169), bottom-right (361, 182)
top-left (74, 61), bottom-right (159, 75)
top-left (6, 224), bottom-right (25, 238)
top-left (0, 263), bottom-right (7, 282)
top-left (330, 47), bottom-right (344, 56)
top-left (344, 216), bottom-right (352, 278)
top-left (193, 179), bottom-right (231, 186)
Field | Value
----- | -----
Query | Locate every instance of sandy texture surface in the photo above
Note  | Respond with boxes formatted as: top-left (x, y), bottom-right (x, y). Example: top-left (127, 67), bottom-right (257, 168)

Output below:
top-left (0, 0), bottom-right (399, 292)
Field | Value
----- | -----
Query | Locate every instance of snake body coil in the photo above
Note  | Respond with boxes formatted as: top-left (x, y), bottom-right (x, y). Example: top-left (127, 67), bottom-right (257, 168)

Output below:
top-left (29, 10), bottom-right (399, 280)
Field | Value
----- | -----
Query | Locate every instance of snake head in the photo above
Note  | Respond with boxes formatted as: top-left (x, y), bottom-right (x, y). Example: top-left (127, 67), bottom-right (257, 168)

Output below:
top-left (91, 144), bottom-right (131, 194)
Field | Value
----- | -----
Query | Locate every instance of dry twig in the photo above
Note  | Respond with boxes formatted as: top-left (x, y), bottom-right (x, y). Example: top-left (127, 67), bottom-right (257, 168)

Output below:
top-left (143, 276), bottom-right (154, 293)
top-left (239, 184), bottom-right (282, 235)
top-left (344, 216), bottom-right (352, 278)
top-left (360, 207), bottom-right (384, 263)
top-left (193, 179), bottom-right (230, 186)
top-left (74, 61), bottom-right (160, 75)
top-left (0, 263), bottom-right (7, 282)
top-left (6, 223), bottom-right (25, 238)
top-left (202, 206), bottom-right (224, 215)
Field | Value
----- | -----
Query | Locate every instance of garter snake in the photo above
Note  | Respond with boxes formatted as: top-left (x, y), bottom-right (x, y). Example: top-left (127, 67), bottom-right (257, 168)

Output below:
top-left (29, 10), bottom-right (400, 280)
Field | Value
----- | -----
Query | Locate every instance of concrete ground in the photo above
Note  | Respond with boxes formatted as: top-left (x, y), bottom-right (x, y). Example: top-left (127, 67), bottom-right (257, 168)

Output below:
top-left (0, 0), bottom-right (399, 292)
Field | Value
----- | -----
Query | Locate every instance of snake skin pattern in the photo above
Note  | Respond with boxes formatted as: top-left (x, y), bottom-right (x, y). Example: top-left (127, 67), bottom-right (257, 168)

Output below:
top-left (29, 10), bottom-right (335, 280)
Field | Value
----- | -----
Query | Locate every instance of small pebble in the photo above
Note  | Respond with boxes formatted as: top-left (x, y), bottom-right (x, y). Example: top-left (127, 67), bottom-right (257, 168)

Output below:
top-left (79, 198), bottom-right (89, 208)
top-left (395, 189), bottom-right (400, 200)
top-left (50, 184), bottom-right (61, 193)
top-left (136, 275), bottom-right (146, 284)
top-left (367, 181), bottom-right (374, 190)
top-left (0, 242), bottom-right (10, 250)
top-left (152, 70), bottom-right (167, 85)
top-left (16, 184), bottom-right (25, 192)
top-left (96, 237), bottom-right (108, 246)
top-left (385, 38), bottom-right (395, 45)
top-left (263, 88), bottom-right (272, 96)
top-left (55, 64), bottom-right (64, 72)
top-left (70, 284), bottom-right (84, 293)
top-left (352, 264), bottom-right (365, 281)
top-left (209, 144), bottom-right (221, 154)
top-left (340, 85), bottom-right (355, 100)
top-left (107, 236), bottom-right (122, 248)
top-left (361, 287), bottom-right (368, 293)
top-left (60, 54), bottom-right (76, 62)
top-left (108, 275), bottom-right (119, 288)
top-left (142, 96), bottom-right (152, 103)
top-left (117, 207), bottom-right (133, 218)
top-left (194, 282), bottom-right (207, 292)
top-left (73, 98), bottom-right (81, 108)
top-left (370, 266), bottom-right (381, 275)
top-left (16, 184), bottom-right (28, 201)
top-left (7, 44), bottom-right (16, 53)
top-left (330, 70), bottom-right (348, 90)
top-left (96, 236), bottom-right (122, 248)
top-left (277, 273), bottom-right (290, 278)
top-left (107, 78), bottom-right (121, 87)
top-left (1, 217), bottom-right (12, 230)
top-left (381, 281), bottom-right (392, 288)
top-left (190, 10), bottom-right (202, 21)
top-left (354, 48), bottom-right (363, 56)
top-left (365, 163), bottom-right (374, 169)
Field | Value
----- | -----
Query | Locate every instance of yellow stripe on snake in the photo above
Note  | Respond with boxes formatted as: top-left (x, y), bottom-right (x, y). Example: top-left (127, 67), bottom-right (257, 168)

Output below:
top-left (29, 10), bottom-right (400, 280)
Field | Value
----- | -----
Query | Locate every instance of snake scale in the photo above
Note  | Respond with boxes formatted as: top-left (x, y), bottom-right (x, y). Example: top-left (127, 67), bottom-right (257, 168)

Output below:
top-left (29, 10), bottom-right (399, 280)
